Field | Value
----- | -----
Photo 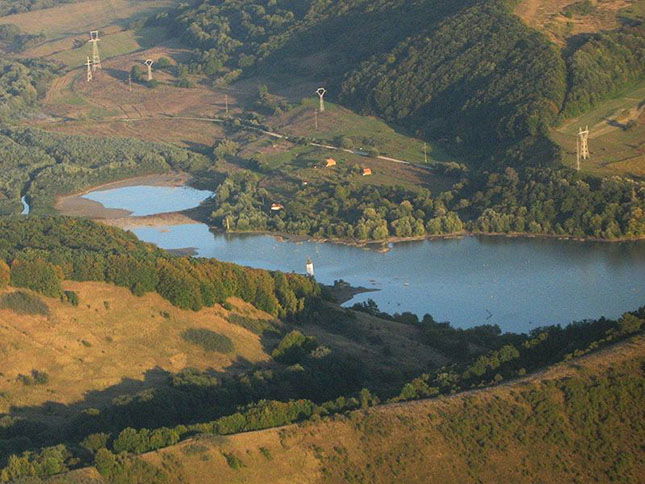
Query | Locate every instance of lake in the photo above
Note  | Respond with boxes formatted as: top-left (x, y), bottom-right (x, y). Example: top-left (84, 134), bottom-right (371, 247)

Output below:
top-left (82, 185), bottom-right (213, 216)
top-left (81, 184), bottom-right (645, 333)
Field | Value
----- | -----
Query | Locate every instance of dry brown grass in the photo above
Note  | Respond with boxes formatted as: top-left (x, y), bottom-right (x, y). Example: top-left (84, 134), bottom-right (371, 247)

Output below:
top-left (0, 283), bottom-right (272, 415)
top-left (514, 0), bottom-right (634, 44)
top-left (0, 0), bottom-right (177, 38)
top-left (128, 335), bottom-right (644, 484)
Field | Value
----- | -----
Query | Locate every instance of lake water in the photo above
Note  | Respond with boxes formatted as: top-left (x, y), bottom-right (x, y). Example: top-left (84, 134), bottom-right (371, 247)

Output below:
top-left (82, 184), bottom-right (645, 333)
top-left (82, 185), bottom-right (213, 216)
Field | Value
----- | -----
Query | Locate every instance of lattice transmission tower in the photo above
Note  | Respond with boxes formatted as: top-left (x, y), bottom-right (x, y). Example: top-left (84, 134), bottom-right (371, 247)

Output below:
top-left (89, 31), bottom-right (101, 71)
top-left (576, 126), bottom-right (590, 171)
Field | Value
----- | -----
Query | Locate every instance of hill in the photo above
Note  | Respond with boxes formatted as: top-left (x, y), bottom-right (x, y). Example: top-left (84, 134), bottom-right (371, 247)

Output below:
top-left (52, 334), bottom-right (645, 483)
top-left (153, 0), bottom-right (642, 168)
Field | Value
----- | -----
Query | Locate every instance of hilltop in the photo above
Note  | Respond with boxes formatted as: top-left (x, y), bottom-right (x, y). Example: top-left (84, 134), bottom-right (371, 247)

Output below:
top-left (53, 334), bottom-right (645, 483)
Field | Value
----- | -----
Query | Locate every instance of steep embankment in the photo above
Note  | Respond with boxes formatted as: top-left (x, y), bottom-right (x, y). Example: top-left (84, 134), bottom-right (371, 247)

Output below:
top-left (59, 335), bottom-right (644, 483)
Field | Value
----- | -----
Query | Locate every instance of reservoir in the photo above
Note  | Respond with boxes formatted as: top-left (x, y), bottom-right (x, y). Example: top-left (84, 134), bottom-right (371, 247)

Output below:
top-left (79, 184), bottom-right (645, 333)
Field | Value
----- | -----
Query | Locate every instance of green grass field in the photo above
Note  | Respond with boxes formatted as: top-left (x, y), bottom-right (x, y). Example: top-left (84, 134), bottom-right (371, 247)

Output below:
top-left (553, 81), bottom-right (644, 178)
top-left (48, 26), bottom-right (169, 68)
top-left (273, 98), bottom-right (453, 164)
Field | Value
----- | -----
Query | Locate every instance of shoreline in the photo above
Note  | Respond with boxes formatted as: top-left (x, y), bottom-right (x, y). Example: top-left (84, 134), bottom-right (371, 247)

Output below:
top-left (54, 172), bottom-right (193, 220)
top-left (52, 174), bottom-right (644, 247)
top-left (212, 228), bottom-right (645, 251)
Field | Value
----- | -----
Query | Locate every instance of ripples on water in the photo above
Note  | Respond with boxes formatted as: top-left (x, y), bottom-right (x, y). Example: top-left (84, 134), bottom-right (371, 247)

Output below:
top-left (83, 184), bottom-right (645, 333)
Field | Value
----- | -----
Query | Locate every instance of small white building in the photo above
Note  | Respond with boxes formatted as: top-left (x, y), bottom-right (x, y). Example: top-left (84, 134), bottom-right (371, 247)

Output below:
top-left (306, 258), bottom-right (315, 277)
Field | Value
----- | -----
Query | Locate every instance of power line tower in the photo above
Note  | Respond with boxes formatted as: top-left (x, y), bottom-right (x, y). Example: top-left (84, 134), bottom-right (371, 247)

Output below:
top-left (316, 88), bottom-right (327, 113)
top-left (576, 126), bottom-right (590, 171)
top-left (88, 31), bottom-right (101, 71)
top-left (144, 59), bottom-right (154, 81)
top-left (86, 56), bottom-right (93, 82)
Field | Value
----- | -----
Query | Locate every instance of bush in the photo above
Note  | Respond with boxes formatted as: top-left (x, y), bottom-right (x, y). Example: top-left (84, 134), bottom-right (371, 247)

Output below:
top-left (62, 290), bottom-right (79, 306)
top-left (222, 452), bottom-right (244, 470)
top-left (81, 433), bottom-right (110, 453)
top-left (0, 291), bottom-right (49, 316)
top-left (271, 330), bottom-right (318, 364)
top-left (182, 328), bottom-right (234, 353)
top-left (18, 369), bottom-right (49, 386)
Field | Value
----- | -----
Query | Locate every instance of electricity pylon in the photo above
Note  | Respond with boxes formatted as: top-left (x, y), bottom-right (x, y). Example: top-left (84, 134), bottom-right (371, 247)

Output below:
top-left (576, 126), bottom-right (590, 171)
top-left (144, 59), bottom-right (154, 81)
top-left (316, 88), bottom-right (327, 113)
top-left (86, 57), bottom-right (93, 82)
top-left (88, 31), bottom-right (101, 71)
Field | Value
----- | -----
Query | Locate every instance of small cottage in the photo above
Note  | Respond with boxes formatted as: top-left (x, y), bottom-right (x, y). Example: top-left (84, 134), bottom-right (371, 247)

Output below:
top-left (362, 167), bottom-right (372, 176)
top-left (325, 158), bottom-right (337, 168)
top-left (270, 203), bottom-right (284, 211)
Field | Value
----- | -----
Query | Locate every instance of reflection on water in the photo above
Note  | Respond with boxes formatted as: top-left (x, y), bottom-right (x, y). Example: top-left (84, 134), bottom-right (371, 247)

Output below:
top-left (81, 184), bottom-right (645, 333)
top-left (132, 223), bottom-right (645, 333)
top-left (82, 185), bottom-right (213, 216)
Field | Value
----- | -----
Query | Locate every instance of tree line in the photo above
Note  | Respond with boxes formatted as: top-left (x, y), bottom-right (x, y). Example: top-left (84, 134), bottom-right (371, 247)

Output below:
top-left (0, 217), bottom-right (319, 318)
top-left (206, 165), bottom-right (644, 241)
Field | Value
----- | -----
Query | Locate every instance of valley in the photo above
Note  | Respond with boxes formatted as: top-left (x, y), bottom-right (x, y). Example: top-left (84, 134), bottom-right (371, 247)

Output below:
top-left (0, 0), bottom-right (643, 482)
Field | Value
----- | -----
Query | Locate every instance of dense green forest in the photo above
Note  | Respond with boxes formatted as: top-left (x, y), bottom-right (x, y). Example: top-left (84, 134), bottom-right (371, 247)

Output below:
top-left (0, 217), bottom-right (319, 317)
top-left (158, 0), bottom-right (644, 166)
top-left (562, 26), bottom-right (645, 117)
top-left (0, 58), bottom-right (54, 120)
top-left (0, 126), bottom-right (209, 215)
top-left (0, 0), bottom-right (73, 16)
top-left (207, 166), bottom-right (644, 240)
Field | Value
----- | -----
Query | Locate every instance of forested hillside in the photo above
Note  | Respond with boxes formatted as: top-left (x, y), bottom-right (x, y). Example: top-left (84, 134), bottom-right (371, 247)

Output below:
top-left (113, 337), bottom-right (643, 484)
top-left (157, 0), bottom-right (644, 166)
top-left (0, 0), bottom-right (74, 16)
top-left (0, 58), bottom-right (54, 120)
top-left (0, 217), bottom-right (318, 316)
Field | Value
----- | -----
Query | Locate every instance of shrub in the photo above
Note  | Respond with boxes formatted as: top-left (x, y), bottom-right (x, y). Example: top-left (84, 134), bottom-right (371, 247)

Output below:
top-left (182, 328), bottom-right (234, 353)
top-left (62, 290), bottom-right (79, 306)
top-left (271, 330), bottom-right (318, 364)
top-left (18, 370), bottom-right (49, 386)
top-left (81, 433), bottom-right (110, 453)
top-left (0, 291), bottom-right (49, 316)
top-left (222, 452), bottom-right (244, 470)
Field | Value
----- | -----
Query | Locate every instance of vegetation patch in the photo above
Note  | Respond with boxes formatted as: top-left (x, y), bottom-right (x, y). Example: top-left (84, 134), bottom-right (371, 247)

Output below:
top-left (222, 452), bottom-right (245, 470)
top-left (0, 291), bottom-right (49, 316)
top-left (18, 369), bottom-right (49, 386)
top-left (228, 313), bottom-right (280, 335)
top-left (182, 328), bottom-right (235, 354)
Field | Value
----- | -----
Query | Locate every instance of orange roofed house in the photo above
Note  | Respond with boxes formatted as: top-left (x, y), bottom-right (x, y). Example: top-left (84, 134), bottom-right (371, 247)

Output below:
top-left (270, 203), bottom-right (284, 211)
top-left (362, 167), bottom-right (372, 176)
top-left (325, 158), bottom-right (337, 167)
